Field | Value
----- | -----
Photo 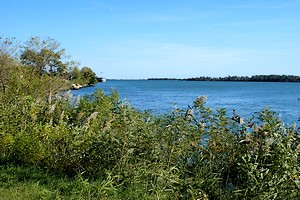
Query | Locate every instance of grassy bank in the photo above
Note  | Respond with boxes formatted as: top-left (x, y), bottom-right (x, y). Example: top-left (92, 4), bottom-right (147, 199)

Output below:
top-left (1, 88), bottom-right (300, 199)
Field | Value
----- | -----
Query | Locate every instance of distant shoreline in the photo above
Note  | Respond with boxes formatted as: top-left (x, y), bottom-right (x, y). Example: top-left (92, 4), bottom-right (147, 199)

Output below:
top-left (147, 75), bottom-right (300, 82)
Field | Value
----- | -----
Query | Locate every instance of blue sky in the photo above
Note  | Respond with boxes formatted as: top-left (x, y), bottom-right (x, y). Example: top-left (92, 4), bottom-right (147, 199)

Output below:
top-left (1, 0), bottom-right (300, 79)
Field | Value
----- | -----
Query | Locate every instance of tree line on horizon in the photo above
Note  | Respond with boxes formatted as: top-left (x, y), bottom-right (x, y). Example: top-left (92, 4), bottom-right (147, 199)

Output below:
top-left (149, 74), bottom-right (300, 82)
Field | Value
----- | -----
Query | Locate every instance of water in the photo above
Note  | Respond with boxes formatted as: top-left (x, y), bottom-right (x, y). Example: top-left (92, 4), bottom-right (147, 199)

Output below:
top-left (71, 80), bottom-right (300, 125)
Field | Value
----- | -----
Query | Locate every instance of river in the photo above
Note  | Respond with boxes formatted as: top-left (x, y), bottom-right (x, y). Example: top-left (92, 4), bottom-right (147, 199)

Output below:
top-left (71, 80), bottom-right (300, 125)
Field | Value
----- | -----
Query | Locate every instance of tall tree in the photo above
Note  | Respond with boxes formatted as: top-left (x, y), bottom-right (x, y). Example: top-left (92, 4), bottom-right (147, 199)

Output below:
top-left (0, 37), bottom-right (19, 93)
top-left (20, 36), bottom-right (68, 76)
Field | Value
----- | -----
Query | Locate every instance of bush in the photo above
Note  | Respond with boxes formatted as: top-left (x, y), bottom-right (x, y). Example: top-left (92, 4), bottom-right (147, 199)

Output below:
top-left (1, 86), bottom-right (299, 199)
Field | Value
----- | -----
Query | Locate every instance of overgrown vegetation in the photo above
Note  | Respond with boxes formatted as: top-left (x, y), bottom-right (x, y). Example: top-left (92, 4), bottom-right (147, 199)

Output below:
top-left (1, 36), bottom-right (300, 199)
top-left (0, 36), bottom-right (97, 93)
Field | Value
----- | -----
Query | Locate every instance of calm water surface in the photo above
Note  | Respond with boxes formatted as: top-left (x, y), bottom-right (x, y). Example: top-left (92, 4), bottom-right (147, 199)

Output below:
top-left (71, 80), bottom-right (300, 124)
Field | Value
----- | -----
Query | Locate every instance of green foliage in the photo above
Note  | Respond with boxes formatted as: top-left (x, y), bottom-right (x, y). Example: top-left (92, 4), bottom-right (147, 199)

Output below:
top-left (80, 66), bottom-right (98, 85)
top-left (185, 75), bottom-right (300, 82)
top-left (0, 165), bottom-right (119, 199)
top-left (1, 36), bottom-right (299, 199)
top-left (1, 36), bottom-right (98, 91)
top-left (0, 37), bottom-right (19, 93)
top-left (68, 66), bottom-right (81, 80)
top-left (68, 66), bottom-right (98, 86)
top-left (1, 86), bottom-right (299, 199)
top-left (20, 36), bottom-right (69, 76)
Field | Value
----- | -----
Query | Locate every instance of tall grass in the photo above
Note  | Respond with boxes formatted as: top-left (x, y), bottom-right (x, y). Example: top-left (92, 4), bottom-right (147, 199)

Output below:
top-left (0, 73), bottom-right (299, 199)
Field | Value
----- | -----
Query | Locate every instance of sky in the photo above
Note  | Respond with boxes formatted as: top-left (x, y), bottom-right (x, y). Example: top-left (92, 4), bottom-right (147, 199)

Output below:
top-left (1, 0), bottom-right (300, 79)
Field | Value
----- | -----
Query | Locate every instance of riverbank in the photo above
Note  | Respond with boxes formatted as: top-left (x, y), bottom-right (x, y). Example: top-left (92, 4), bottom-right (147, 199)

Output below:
top-left (1, 89), bottom-right (299, 199)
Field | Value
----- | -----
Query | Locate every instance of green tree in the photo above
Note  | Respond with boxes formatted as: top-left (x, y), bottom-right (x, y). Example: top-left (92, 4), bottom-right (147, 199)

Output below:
top-left (20, 36), bottom-right (68, 76)
top-left (69, 66), bottom-right (81, 80)
top-left (0, 37), bottom-right (19, 93)
top-left (81, 66), bottom-right (98, 85)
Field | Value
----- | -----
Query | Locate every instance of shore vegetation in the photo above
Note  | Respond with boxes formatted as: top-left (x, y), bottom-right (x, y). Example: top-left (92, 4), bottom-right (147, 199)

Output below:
top-left (1, 36), bottom-right (300, 199)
